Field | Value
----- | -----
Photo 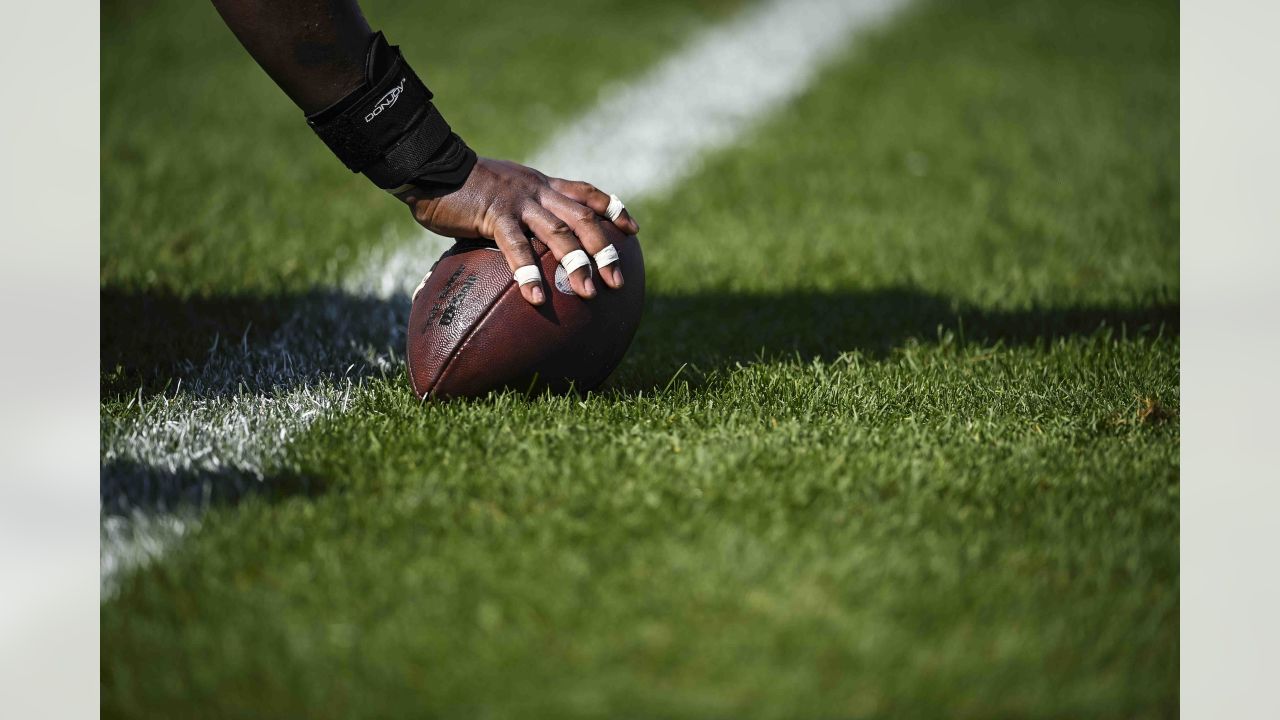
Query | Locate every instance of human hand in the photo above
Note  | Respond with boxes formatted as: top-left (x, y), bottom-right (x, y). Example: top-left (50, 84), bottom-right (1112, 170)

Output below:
top-left (396, 158), bottom-right (639, 305)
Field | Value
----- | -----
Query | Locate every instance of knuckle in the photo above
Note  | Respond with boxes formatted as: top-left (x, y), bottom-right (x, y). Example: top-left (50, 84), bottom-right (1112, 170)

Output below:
top-left (502, 173), bottom-right (537, 198)
top-left (484, 205), bottom-right (513, 235)
top-left (499, 231), bottom-right (524, 252)
top-left (482, 203), bottom-right (501, 227)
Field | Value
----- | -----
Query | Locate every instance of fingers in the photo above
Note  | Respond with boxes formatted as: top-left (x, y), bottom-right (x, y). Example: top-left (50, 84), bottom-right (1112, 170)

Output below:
top-left (548, 178), bottom-right (640, 235)
top-left (522, 204), bottom-right (597, 299)
top-left (493, 215), bottom-right (545, 306)
top-left (539, 191), bottom-right (625, 289)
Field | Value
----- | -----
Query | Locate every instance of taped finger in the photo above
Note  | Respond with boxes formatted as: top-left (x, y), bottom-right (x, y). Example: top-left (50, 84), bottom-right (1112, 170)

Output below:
top-left (494, 215), bottom-right (545, 305)
top-left (593, 244), bottom-right (620, 268)
top-left (560, 248), bottom-right (592, 275)
top-left (605, 194), bottom-right (626, 222)
top-left (513, 264), bottom-right (542, 286)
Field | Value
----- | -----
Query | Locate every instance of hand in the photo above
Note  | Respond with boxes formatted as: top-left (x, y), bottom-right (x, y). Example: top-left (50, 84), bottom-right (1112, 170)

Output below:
top-left (396, 158), bottom-right (639, 306)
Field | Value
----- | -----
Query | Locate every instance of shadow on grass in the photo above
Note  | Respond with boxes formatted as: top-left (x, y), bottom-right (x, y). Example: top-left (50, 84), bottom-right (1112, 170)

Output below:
top-left (101, 458), bottom-right (326, 517)
top-left (101, 286), bottom-right (411, 400)
top-left (101, 284), bottom-right (1175, 514)
top-left (617, 288), bottom-right (1178, 389)
top-left (102, 284), bottom-right (1178, 401)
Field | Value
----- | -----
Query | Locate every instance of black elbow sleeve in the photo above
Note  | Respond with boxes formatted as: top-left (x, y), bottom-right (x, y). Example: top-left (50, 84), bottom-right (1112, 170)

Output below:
top-left (305, 32), bottom-right (476, 196)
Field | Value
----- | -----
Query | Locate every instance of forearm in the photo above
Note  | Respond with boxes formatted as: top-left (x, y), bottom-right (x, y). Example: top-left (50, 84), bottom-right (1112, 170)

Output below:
top-left (210, 0), bottom-right (372, 113)
top-left (208, 0), bottom-right (636, 308)
top-left (211, 0), bottom-right (473, 195)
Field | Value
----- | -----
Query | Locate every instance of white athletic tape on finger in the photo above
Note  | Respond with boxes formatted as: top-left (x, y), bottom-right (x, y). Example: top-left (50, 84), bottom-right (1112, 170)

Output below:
top-left (560, 249), bottom-right (592, 274)
top-left (593, 244), bottom-right (620, 268)
top-left (606, 194), bottom-right (626, 222)
top-left (513, 264), bottom-right (542, 286)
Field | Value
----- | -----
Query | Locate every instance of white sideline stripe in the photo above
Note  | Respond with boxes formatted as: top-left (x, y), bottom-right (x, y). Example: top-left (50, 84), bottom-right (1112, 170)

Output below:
top-left (345, 230), bottom-right (453, 300)
top-left (101, 0), bottom-right (908, 596)
top-left (101, 514), bottom-right (196, 597)
top-left (530, 0), bottom-right (904, 200)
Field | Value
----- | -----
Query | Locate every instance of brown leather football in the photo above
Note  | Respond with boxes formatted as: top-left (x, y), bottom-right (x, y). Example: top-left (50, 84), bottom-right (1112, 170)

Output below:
top-left (406, 232), bottom-right (644, 399)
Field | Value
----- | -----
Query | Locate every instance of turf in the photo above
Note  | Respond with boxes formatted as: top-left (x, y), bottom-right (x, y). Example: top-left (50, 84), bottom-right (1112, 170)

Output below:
top-left (101, 0), bottom-right (1179, 717)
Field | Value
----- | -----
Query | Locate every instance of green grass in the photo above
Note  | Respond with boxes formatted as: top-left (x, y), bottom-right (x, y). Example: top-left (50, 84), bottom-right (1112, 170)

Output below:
top-left (102, 0), bottom-right (1179, 717)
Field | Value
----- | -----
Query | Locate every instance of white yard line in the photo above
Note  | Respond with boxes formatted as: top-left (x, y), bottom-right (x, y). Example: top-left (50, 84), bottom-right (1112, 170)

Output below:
top-left (100, 514), bottom-right (198, 598)
top-left (101, 0), bottom-right (908, 595)
top-left (530, 0), bottom-right (902, 200)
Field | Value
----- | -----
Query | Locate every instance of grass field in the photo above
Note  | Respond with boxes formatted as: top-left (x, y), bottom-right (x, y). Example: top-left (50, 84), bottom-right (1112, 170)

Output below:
top-left (102, 0), bottom-right (1178, 717)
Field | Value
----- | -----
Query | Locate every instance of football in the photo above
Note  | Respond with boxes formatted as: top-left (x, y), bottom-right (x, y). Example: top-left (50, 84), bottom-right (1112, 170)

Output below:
top-left (406, 231), bottom-right (645, 399)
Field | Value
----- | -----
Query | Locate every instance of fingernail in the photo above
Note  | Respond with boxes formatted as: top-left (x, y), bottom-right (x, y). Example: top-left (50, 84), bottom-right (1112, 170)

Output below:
top-left (611, 267), bottom-right (625, 288)
top-left (582, 276), bottom-right (597, 298)
top-left (530, 286), bottom-right (545, 304)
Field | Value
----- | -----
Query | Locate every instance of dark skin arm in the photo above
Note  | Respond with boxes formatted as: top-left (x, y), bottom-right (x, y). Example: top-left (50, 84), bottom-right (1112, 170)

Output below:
top-left (211, 0), bottom-right (638, 305)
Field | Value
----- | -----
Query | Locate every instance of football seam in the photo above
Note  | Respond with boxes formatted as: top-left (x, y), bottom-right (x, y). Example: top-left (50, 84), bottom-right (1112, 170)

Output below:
top-left (431, 282), bottom-right (518, 394)
top-left (426, 246), bottom-right (553, 396)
